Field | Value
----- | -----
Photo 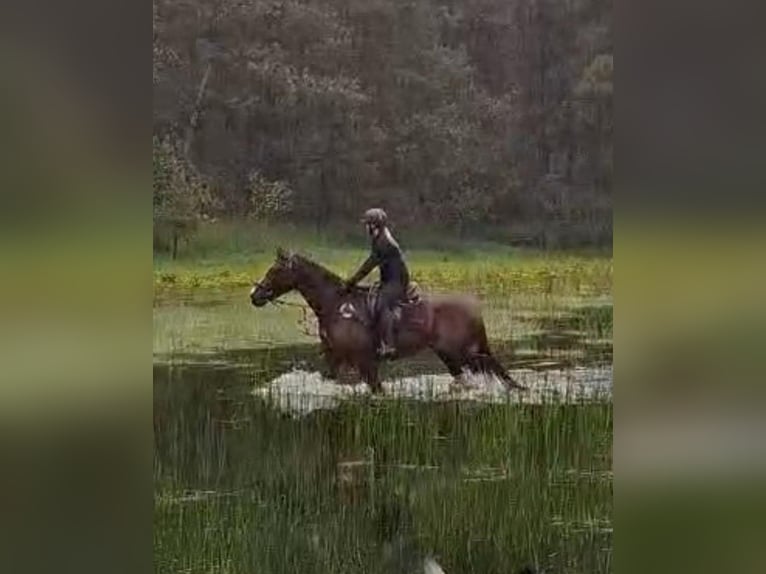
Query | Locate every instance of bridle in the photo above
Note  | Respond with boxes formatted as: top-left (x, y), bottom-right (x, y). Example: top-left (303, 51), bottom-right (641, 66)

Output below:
top-left (252, 282), bottom-right (316, 336)
top-left (253, 281), bottom-right (301, 308)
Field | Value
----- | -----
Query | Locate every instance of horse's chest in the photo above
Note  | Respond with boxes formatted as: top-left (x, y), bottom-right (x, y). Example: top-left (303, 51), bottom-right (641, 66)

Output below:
top-left (338, 301), bottom-right (357, 320)
top-left (330, 300), bottom-right (370, 326)
top-left (320, 303), bottom-right (368, 338)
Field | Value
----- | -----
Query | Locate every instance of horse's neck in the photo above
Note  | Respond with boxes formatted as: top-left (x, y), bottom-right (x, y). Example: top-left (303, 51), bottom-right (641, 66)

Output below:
top-left (293, 262), bottom-right (341, 319)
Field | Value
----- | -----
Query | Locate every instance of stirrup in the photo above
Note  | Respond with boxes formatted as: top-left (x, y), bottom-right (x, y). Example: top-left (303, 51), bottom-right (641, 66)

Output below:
top-left (377, 342), bottom-right (396, 358)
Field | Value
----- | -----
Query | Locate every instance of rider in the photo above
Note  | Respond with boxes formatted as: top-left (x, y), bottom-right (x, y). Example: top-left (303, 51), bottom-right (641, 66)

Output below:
top-left (344, 208), bottom-right (410, 358)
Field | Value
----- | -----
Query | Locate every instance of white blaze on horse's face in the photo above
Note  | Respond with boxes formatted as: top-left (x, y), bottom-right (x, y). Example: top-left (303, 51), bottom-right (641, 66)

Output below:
top-left (250, 285), bottom-right (257, 297)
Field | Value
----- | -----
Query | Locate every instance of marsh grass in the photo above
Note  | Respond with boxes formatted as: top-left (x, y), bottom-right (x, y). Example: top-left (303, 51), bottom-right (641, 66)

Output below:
top-left (154, 364), bottom-right (612, 574)
top-left (154, 222), bottom-right (612, 297)
top-left (156, 220), bottom-right (606, 260)
top-left (153, 225), bottom-right (612, 573)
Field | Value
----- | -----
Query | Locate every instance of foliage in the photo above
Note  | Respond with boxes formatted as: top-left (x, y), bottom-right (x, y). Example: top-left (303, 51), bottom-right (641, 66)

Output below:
top-left (153, 136), bottom-right (215, 256)
top-left (153, 136), bottom-right (212, 221)
top-left (576, 54), bottom-right (614, 98)
top-left (154, 248), bottom-right (612, 298)
top-left (153, 0), bottom-right (613, 244)
top-left (247, 170), bottom-right (294, 221)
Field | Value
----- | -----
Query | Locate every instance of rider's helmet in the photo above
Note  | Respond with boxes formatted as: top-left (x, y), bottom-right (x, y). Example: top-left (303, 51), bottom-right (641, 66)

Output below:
top-left (361, 208), bottom-right (388, 229)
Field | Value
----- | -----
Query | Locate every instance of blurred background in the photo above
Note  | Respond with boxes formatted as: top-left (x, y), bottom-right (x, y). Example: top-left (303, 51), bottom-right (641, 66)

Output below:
top-left (0, 0), bottom-right (764, 572)
top-left (0, 1), bottom-right (149, 573)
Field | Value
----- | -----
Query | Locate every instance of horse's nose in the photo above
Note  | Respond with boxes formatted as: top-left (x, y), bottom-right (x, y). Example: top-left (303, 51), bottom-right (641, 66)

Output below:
top-left (250, 285), bottom-right (257, 297)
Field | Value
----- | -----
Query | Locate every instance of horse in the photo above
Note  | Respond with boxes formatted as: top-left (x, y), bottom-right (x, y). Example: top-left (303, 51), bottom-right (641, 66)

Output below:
top-left (250, 248), bottom-right (525, 393)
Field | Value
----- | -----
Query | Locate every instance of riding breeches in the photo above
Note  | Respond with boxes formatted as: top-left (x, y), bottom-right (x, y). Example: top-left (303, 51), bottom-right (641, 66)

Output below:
top-left (376, 282), bottom-right (405, 319)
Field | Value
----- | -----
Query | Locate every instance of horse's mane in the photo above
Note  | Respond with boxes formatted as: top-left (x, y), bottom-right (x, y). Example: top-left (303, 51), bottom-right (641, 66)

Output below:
top-left (291, 252), bottom-right (344, 286)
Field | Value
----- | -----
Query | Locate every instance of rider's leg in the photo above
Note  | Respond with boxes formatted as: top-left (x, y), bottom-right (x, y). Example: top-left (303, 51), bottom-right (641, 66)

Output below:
top-left (379, 307), bottom-right (395, 353)
top-left (377, 284), bottom-right (402, 356)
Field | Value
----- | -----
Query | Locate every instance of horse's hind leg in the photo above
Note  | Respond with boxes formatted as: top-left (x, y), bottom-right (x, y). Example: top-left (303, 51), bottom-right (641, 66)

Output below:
top-left (468, 321), bottom-right (526, 391)
top-left (435, 350), bottom-right (467, 386)
top-left (469, 352), bottom-right (526, 391)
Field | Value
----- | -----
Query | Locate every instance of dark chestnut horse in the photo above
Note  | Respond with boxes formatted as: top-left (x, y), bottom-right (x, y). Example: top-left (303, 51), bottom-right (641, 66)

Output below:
top-left (250, 248), bottom-right (525, 393)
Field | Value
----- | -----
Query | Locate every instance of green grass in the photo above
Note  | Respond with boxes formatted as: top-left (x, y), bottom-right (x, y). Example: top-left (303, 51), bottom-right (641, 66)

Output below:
top-left (154, 364), bottom-right (612, 574)
top-left (154, 221), bottom-right (612, 296)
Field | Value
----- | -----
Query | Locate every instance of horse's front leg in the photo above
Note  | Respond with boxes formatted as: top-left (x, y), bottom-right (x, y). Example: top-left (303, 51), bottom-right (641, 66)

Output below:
top-left (322, 348), bottom-right (341, 380)
top-left (359, 357), bottom-right (382, 394)
top-left (319, 330), bottom-right (340, 380)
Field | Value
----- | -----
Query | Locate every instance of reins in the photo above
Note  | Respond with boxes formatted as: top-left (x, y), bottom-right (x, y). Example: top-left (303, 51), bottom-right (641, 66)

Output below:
top-left (270, 298), bottom-right (303, 310)
top-left (270, 298), bottom-right (318, 337)
top-left (255, 255), bottom-right (347, 338)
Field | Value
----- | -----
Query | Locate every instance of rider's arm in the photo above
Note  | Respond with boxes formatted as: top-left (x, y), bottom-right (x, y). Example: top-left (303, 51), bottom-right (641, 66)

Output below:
top-left (346, 250), bottom-right (381, 287)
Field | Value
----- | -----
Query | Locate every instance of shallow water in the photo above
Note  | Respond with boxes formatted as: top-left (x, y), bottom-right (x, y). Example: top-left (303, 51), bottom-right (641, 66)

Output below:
top-left (154, 288), bottom-right (612, 357)
top-left (154, 290), bottom-right (612, 573)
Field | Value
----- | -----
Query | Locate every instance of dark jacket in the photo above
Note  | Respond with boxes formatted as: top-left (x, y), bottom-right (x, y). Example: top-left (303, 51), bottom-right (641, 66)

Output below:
top-left (348, 227), bottom-right (410, 289)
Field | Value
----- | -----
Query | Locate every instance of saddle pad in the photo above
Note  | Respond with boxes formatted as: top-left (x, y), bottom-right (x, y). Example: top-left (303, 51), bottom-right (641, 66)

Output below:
top-left (366, 282), bottom-right (421, 315)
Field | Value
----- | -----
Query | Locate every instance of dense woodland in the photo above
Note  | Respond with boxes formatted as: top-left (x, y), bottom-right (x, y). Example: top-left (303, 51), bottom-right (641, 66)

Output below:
top-left (153, 0), bottom-right (612, 248)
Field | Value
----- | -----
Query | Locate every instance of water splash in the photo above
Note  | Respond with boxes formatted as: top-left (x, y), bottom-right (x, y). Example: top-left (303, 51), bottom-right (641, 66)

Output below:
top-left (252, 365), bottom-right (612, 417)
top-left (423, 557), bottom-right (446, 574)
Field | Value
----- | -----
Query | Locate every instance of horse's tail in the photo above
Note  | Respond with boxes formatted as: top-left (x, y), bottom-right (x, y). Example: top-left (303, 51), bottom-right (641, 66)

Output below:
top-left (474, 321), bottom-right (526, 391)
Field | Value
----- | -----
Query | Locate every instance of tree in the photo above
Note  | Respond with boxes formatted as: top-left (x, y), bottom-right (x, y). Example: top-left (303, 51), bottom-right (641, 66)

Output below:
top-left (247, 170), bottom-right (294, 222)
top-left (153, 136), bottom-right (213, 258)
top-left (152, 0), bottom-right (613, 246)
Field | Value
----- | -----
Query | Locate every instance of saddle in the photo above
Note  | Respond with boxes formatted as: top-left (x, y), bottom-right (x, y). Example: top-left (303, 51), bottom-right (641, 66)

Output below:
top-left (366, 281), bottom-right (421, 319)
top-left (338, 282), bottom-right (422, 326)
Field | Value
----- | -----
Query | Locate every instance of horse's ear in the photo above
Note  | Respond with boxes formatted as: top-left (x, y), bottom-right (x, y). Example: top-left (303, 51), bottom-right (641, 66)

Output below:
top-left (276, 247), bottom-right (295, 267)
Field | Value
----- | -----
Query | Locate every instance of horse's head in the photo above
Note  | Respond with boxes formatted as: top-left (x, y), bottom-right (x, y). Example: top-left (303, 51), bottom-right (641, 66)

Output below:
top-left (250, 248), bottom-right (298, 307)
